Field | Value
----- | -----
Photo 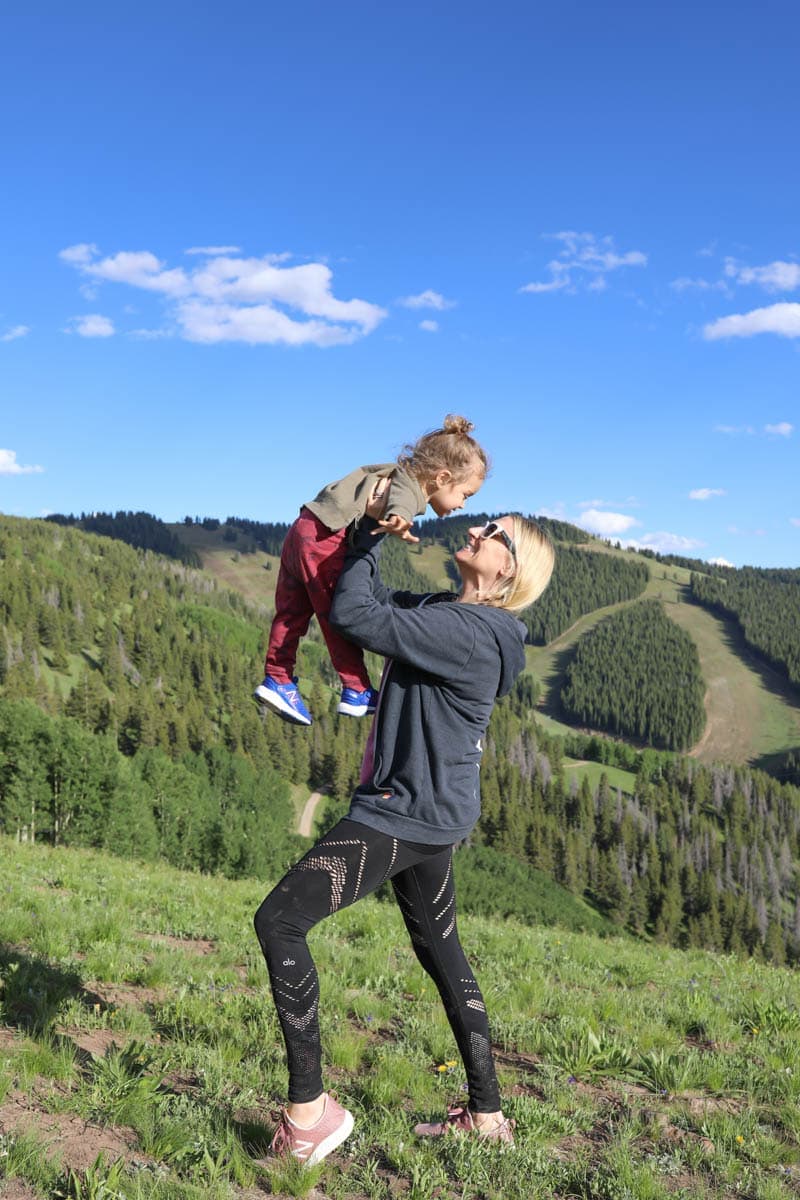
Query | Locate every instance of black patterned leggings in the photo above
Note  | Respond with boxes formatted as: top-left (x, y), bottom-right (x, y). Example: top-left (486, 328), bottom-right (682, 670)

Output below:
top-left (253, 818), bottom-right (501, 1112)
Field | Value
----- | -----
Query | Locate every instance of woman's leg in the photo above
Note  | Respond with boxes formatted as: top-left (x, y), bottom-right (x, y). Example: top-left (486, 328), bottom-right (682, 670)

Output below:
top-left (391, 852), bottom-right (503, 1115)
top-left (253, 819), bottom-right (443, 1105)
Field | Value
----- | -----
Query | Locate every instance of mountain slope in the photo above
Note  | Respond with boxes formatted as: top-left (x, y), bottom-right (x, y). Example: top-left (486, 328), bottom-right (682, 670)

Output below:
top-left (168, 515), bottom-right (800, 768)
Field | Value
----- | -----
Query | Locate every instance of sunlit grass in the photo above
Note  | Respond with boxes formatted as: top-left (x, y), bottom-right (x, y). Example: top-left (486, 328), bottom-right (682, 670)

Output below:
top-left (2, 834), bottom-right (800, 1199)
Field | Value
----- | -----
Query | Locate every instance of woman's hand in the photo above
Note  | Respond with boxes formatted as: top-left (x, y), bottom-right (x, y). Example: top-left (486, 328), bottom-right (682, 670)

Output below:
top-left (365, 481), bottom-right (420, 542)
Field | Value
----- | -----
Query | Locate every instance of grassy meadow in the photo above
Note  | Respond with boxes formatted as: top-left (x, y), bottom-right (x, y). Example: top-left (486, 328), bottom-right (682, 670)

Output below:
top-left (561, 759), bottom-right (637, 796)
top-left (2, 838), bottom-right (800, 1200)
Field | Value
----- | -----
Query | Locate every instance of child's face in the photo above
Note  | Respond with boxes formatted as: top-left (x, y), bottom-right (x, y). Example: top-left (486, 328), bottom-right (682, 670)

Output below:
top-left (427, 466), bottom-right (485, 517)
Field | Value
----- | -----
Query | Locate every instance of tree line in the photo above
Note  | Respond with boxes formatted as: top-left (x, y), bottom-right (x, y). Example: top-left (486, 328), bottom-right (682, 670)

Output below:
top-left (46, 510), bottom-right (201, 567)
top-left (416, 512), bottom-right (590, 546)
top-left (560, 601), bottom-right (706, 751)
top-left (690, 567), bottom-right (800, 689)
top-left (416, 516), bottom-right (649, 643)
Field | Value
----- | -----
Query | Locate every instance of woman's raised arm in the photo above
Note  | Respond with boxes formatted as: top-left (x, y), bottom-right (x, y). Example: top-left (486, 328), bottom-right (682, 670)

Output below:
top-left (330, 521), bottom-right (476, 678)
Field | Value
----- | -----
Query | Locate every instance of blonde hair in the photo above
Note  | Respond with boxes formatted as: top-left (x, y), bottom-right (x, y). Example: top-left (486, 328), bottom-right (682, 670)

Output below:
top-left (480, 515), bottom-right (555, 613)
top-left (397, 414), bottom-right (489, 484)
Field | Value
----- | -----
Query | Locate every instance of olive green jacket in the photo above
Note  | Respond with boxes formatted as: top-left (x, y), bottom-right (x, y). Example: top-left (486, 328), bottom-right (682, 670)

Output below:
top-left (304, 463), bottom-right (427, 532)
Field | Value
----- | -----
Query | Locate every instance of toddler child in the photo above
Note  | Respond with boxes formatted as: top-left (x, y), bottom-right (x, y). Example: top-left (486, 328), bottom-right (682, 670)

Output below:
top-left (254, 414), bottom-right (488, 726)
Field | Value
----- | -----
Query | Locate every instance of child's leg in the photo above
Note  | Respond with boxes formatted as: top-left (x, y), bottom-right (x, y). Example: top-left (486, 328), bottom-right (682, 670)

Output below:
top-left (315, 610), bottom-right (371, 692)
top-left (265, 520), bottom-right (315, 684)
top-left (292, 512), bottom-right (371, 693)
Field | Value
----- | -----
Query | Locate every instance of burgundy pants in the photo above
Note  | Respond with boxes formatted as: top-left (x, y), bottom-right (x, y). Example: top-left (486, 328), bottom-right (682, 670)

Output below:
top-left (265, 508), bottom-right (371, 691)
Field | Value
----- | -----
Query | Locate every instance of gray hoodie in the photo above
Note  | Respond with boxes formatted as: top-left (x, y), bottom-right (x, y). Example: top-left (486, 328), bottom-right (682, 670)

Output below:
top-left (329, 521), bottom-right (527, 844)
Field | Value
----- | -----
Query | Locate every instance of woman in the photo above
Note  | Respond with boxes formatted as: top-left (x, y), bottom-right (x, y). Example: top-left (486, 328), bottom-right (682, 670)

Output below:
top-left (254, 512), bottom-right (554, 1165)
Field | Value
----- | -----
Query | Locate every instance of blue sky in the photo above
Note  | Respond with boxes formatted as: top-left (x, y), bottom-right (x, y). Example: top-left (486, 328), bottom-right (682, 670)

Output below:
top-left (1, 0), bottom-right (798, 567)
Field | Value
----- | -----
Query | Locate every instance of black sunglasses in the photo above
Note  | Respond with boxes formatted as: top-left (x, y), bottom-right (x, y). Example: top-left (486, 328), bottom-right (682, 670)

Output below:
top-left (478, 520), bottom-right (517, 560)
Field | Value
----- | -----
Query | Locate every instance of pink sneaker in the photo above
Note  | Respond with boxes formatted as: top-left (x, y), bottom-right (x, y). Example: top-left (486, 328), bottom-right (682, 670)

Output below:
top-left (271, 1094), bottom-right (354, 1166)
top-left (413, 1104), bottom-right (516, 1145)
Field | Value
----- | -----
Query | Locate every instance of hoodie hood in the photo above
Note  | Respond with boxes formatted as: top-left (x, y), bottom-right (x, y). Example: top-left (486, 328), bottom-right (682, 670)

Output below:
top-left (459, 603), bottom-right (527, 698)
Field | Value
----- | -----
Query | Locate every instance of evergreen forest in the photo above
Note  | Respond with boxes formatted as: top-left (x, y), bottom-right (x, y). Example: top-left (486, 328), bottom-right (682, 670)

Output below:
top-left (560, 600), bottom-right (707, 751)
top-left (2, 513), bottom-right (800, 965)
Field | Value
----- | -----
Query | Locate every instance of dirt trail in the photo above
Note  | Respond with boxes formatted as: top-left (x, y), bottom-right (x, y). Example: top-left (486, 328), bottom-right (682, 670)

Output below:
top-left (298, 791), bottom-right (326, 837)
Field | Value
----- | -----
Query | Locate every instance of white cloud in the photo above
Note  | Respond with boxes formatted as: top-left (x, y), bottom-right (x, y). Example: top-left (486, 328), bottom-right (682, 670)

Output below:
top-left (398, 289), bottom-right (456, 310)
top-left (714, 424), bottom-right (755, 435)
top-left (519, 278), bottom-right (569, 294)
top-left (60, 244), bottom-right (387, 347)
top-left (625, 532), bottom-right (706, 554)
top-left (0, 448), bottom-right (44, 475)
top-left (129, 327), bottom-right (173, 340)
top-left (670, 276), bottom-right (730, 294)
top-left (537, 503), bottom-right (569, 521)
top-left (578, 496), bottom-right (640, 510)
top-left (765, 422), bottom-right (793, 437)
top-left (703, 303), bottom-right (800, 340)
top-left (59, 243), bottom-right (98, 265)
top-left (689, 488), bottom-right (726, 501)
top-left (419, 319), bottom-right (439, 333)
top-left (791, 518), bottom-right (800, 528)
top-left (64, 247), bottom-right (190, 297)
top-left (1, 325), bottom-right (30, 342)
top-left (67, 314), bottom-right (115, 338)
top-left (520, 231), bottom-right (647, 296)
top-left (725, 258), bottom-right (800, 292)
top-left (580, 509), bottom-right (641, 536)
top-left (184, 245), bottom-right (242, 256)
top-left (176, 300), bottom-right (366, 347)
top-left (708, 556), bottom-right (734, 567)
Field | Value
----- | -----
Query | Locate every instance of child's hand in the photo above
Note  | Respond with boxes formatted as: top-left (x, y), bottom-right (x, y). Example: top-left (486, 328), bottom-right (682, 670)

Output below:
top-left (376, 514), bottom-right (420, 543)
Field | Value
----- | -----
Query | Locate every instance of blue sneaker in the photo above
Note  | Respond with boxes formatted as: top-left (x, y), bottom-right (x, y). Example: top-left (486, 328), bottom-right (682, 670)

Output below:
top-left (253, 676), bottom-right (312, 726)
top-left (337, 686), bottom-right (379, 717)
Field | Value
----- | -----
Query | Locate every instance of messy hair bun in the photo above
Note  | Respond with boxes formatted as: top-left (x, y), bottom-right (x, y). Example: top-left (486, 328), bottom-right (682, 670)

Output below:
top-left (442, 414), bottom-right (475, 436)
top-left (398, 414), bottom-right (489, 483)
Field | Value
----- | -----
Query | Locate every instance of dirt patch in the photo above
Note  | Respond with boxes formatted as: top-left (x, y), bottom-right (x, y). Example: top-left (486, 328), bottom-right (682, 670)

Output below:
top-left (137, 933), bottom-right (216, 955)
top-left (87, 981), bottom-right (166, 1010)
top-left (552, 1130), bottom-right (600, 1159)
top-left (0, 1091), bottom-right (148, 1173)
top-left (56, 1027), bottom-right (130, 1058)
top-left (493, 1045), bottom-right (542, 1071)
top-left (160, 1068), bottom-right (202, 1095)
top-left (0, 1027), bottom-right (19, 1049)
top-left (0, 1181), bottom-right (42, 1200)
top-left (675, 1091), bottom-right (744, 1117)
top-left (644, 1109), bottom-right (715, 1149)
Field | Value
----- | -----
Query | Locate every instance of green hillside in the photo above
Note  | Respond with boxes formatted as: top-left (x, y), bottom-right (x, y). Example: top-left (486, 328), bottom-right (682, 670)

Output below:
top-left (4, 512), bottom-right (800, 964)
top-left (2, 837), bottom-right (800, 1200)
top-left (525, 558), bottom-right (800, 771)
top-left (170, 516), bottom-right (800, 772)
